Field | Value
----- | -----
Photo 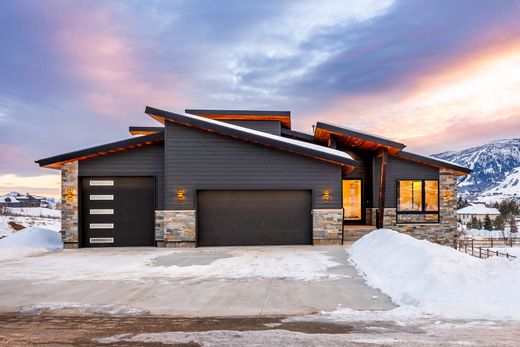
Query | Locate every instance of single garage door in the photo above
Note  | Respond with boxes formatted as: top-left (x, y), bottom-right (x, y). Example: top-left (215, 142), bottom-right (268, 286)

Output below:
top-left (197, 190), bottom-right (312, 246)
top-left (81, 177), bottom-right (155, 247)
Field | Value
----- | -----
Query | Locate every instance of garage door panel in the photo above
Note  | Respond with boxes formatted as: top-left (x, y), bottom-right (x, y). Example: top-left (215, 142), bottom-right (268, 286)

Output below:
top-left (81, 177), bottom-right (155, 247)
top-left (197, 190), bottom-right (312, 246)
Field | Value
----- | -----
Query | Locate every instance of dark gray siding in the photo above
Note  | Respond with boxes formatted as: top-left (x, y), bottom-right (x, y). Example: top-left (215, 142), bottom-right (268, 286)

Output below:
top-left (373, 155), bottom-right (439, 207)
top-left (165, 122), bottom-right (341, 210)
top-left (78, 143), bottom-right (165, 209)
top-left (222, 120), bottom-right (281, 135)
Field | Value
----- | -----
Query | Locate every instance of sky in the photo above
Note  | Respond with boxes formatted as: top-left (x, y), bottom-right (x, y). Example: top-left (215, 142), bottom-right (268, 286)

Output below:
top-left (1, 0), bottom-right (520, 198)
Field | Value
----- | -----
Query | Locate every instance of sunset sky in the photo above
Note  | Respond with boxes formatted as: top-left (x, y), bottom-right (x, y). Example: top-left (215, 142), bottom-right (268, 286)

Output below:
top-left (1, 0), bottom-right (520, 198)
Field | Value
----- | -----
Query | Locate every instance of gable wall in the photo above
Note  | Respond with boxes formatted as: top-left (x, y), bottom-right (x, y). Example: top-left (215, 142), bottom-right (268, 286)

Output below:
top-left (164, 121), bottom-right (342, 210)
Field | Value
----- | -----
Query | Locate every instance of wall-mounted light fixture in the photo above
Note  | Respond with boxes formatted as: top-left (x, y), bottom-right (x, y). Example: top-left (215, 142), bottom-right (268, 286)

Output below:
top-left (177, 187), bottom-right (185, 201)
top-left (322, 188), bottom-right (331, 201)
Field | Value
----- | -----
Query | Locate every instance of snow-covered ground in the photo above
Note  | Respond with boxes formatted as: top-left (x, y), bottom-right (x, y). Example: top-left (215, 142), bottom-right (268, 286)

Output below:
top-left (0, 214), bottom-right (60, 237)
top-left (0, 246), bottom-right (346, 282)
top-left (5, 207), bottom-right (60, 218)
top-left (490, 248), bottom-right (520, 258)
top-left (0, 227), bottom-right (62, 261)
top-left (350, 229), bottom-right (520, 320)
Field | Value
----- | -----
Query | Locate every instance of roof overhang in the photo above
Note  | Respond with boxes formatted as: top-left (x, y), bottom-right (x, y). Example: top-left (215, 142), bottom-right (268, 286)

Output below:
top-left (35, 133), bottom-right (164, 169)
top-left (185, 109), bottom-right (291, 129)
top-left (314, 122), bottom-right (406, 154)
top-left (129, 126), bottom-right (164, 135)
top-left (146, 106), bottom-right (357, 170)
top-left (393, 151), bottom-right (472, 176)
top-left (280, 128), bottom-right (314, 143)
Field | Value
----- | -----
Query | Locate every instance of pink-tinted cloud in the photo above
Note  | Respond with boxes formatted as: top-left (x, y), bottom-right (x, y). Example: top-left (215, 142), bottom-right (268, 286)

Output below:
top-left (45, 1), bottom-right (187, 119)
top-left (305, 37), bottom-right (520, 153)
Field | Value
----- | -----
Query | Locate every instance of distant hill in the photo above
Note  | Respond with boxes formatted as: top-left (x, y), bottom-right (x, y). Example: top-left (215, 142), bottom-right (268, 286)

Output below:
top-left (433, 138), bottom-right (520, 202)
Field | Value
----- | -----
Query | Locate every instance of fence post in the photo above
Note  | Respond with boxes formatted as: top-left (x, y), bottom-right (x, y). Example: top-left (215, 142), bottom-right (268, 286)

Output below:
top-left (472, 240), bottom-right (474, 254)
top-left (496, 250), bottom-right (499, 257)
top-left (487, 248), bottom-right (489, 258)
top-left (479, 247), bottom-right (482, 258)
top-left (491, 238), bottom-right (493, 248)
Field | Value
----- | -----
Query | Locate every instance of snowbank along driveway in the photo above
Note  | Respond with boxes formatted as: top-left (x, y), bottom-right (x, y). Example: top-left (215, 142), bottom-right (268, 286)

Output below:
top-left (0, 245), bottom-right (394, 316)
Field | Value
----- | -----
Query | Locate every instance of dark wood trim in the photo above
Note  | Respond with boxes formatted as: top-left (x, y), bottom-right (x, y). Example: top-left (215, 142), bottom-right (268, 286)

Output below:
top-left (393, 151), bottom-right (471, 175)
top-left (377, 149), bottom-right (388, 228)
top-left (36, 133), bottom-right (165, 168)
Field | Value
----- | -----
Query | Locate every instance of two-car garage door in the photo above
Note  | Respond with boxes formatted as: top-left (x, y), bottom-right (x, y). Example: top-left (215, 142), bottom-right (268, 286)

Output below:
top-left (197, 190), bottom-right (312, 246)
top-left (81, 177), bottom-right (155, 247)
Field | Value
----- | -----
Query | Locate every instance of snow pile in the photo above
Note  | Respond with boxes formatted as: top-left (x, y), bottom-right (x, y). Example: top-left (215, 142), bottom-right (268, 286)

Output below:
top-left (350, 229), bottom-right (520, 319)
top-left (0, 215), bottom-right (61, 237)
top-left (5, 207), bottom-right (60, 218)
top-left (0, 227), bottom-right (62, 261)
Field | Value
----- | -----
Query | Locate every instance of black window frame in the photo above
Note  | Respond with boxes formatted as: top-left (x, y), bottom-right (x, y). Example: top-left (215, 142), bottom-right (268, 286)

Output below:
top-left (396, 179), bottom-right (440, 222)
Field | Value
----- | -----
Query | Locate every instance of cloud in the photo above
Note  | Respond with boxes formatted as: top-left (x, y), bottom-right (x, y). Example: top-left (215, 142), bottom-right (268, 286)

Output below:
top-left (1, 0), bottom-right (520, 196)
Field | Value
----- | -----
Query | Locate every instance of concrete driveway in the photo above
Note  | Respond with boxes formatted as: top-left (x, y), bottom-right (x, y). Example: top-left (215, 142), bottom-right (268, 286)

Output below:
top-left (0, 246), bottom-right (394, 316)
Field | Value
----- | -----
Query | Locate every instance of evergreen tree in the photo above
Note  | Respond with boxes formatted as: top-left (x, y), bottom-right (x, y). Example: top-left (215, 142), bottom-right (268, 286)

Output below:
top-left (469, 216), bottom-right (480, 230)
top-left (483, 214), bottom-right (493, 231)
top-left (493, 215), bottom-right (505, 231)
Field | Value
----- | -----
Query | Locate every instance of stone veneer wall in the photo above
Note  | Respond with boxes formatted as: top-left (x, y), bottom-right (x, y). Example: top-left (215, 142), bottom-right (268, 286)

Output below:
top-left (312, 209), bottom-right (343, 245)
top-left (155, 210), bottom-right (196, 248)
top-left (382, 168), bottom-right (458, 246)
top-left (61, 162), bottom-right (79, 248)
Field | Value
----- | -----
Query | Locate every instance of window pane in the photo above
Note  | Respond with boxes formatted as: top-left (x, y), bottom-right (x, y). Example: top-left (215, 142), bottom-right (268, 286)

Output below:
top-left (425, 180), bottom-right (439, 211)
top-left (343, 180), bottom-right (362, 220)
top-left (398, 180), bottom-right (422, 211)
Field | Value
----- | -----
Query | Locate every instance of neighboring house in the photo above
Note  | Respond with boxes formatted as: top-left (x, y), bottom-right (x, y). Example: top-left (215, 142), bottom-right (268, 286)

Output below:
top-left (457, 204), bottom-right (501, 225)
top-left (0, 193), bottom-right (42, 208)
top-left (36, 107), bottom-right (471, 249)
top-left (0, 195), bottom-right (20, 207)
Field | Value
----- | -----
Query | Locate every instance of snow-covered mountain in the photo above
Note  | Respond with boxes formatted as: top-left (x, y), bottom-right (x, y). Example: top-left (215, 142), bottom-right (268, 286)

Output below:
top-left (433, 138), bottom-right (520, 202)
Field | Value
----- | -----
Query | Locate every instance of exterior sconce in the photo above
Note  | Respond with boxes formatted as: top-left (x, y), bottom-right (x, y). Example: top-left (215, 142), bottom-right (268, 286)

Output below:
top-left (322, 188), bottom-right (331, 201)
top-left (177, 187), bottom-right (185, 201)
top-left (65, 188), bottom-right (75, 202)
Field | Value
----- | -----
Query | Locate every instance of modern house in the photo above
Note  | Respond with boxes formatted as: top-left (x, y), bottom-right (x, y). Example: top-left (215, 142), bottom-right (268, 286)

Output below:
top-left (457, 203), bottom-right (501, 225)
top-left (36, 107), bottom-right (471, 248)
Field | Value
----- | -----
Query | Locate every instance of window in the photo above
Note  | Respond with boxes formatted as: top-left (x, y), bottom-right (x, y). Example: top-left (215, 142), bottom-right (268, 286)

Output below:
top-left (397, 180), bottom-right (439, 213)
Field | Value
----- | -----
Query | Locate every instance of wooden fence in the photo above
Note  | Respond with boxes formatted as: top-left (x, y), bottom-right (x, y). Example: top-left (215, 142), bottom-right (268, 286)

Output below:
top-left (457, 238), bottom-right (517, 260)
top-left (458, 238), bottom-right (520, 249)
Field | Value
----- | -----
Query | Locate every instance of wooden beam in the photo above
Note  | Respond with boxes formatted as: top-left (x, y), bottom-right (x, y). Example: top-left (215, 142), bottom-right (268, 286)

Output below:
top-left (377, 148), bottom-right (388, 228)
top-left (328, 134), bottom-right (337, 149)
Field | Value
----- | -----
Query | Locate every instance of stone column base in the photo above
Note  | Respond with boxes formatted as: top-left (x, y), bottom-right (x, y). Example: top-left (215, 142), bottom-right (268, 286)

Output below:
top-left (312, 209), bottom-right (343, 245)
top-left (165, 241), bottom-right (196, 248)
top-left (155, 210), bottom-right (197, 247)
top-left (63, 242), bottom-right (79, 249)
